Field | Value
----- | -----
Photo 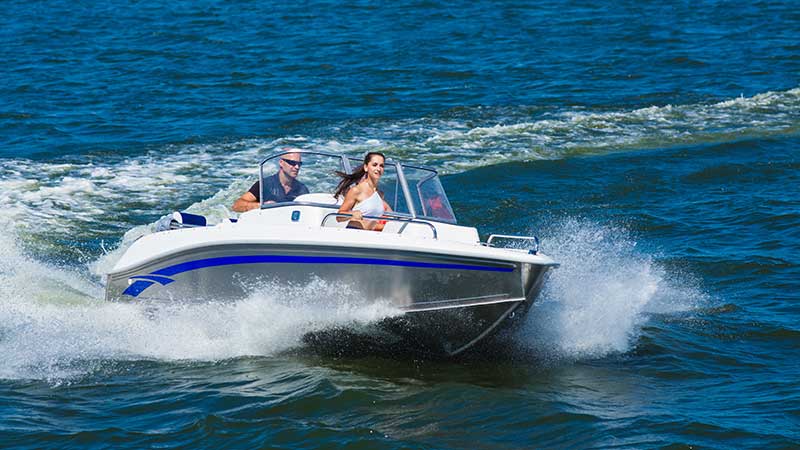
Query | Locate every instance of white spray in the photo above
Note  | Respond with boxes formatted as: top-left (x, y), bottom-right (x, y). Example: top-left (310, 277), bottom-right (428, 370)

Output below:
top-left (516, 218), bottom-right (704, 359)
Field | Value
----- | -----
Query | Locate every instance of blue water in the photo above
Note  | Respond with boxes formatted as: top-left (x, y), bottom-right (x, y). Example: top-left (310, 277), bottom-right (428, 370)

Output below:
top-left (1, 0), bottom-right (799, 448)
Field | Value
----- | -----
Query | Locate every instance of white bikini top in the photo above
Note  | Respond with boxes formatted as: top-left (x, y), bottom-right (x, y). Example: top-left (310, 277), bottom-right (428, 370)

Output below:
top-left (353, 191), bottom-right (384, 217)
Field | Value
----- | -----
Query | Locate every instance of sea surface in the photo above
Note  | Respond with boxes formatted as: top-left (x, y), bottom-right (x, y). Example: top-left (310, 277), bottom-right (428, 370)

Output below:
top-left (1, 0), bottom-right (799, 448)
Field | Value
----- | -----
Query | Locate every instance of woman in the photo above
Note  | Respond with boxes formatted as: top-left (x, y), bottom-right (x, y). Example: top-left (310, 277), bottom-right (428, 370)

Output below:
top-left (334, 152), bottom-right (392, 231)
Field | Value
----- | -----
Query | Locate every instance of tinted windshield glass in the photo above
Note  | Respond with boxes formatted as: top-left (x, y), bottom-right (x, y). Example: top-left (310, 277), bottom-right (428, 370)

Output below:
top-left (259, 152), bottom-right (346, 203)
top-left (400, 165), bottom-right (457, 223)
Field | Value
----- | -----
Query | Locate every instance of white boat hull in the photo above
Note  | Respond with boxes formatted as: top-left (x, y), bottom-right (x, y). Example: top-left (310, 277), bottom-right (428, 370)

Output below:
top-left (106, 236), bottom-right (553, 356)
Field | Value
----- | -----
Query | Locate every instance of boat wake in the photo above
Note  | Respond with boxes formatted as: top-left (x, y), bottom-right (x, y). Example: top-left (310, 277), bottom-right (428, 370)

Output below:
top-left (0, 87), bottom-right (797, 261)
top-left (0, 226), bottom-right (401, 382)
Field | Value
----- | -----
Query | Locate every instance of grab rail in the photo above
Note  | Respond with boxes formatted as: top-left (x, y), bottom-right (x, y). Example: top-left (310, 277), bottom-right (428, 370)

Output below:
top-left (322, 213), bottom-right (438, 239)
top-left (485, 234), bottom-right (540, 254)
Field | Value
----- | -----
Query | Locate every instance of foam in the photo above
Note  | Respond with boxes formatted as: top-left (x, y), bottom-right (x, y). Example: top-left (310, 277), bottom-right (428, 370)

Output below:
top-left (0, 273), bottom-right (401, 382)
top-left (424, 87), bottom-right (799, 169)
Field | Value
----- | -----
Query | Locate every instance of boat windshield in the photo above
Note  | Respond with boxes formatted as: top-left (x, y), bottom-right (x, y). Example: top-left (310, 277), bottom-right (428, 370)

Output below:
top-left (259, 150), bottom-right (457, 223)
top-left (346, 157), bottom-right (456, 224)
top-left (400, 164), bottom-right (456, 224)
top-left (258, 151), bottom-right (345, 202)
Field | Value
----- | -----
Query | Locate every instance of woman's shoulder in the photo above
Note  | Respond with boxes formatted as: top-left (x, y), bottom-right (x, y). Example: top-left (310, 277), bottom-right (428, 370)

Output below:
top-left (344, 182), bottom-right (364, 197)
top-left (354, 181), bottom-right (371, 193)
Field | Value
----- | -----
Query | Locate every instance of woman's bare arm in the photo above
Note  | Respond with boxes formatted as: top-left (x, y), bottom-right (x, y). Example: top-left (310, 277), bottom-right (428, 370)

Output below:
top-left (337, 186), bottom-right (363, 222)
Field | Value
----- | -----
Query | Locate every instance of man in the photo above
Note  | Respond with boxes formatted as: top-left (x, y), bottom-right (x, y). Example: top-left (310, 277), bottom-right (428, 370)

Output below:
top-left (231, 151), bottom-right (309, 212)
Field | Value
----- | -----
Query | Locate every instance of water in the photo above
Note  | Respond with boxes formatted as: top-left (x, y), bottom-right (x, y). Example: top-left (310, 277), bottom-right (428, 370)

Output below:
top-left (1, 0), bottom-right (799, 447)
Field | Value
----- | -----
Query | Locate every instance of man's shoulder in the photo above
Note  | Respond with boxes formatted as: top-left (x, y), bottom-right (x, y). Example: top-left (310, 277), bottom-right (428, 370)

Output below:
top-left (247, 180), bottom-right (260, 194)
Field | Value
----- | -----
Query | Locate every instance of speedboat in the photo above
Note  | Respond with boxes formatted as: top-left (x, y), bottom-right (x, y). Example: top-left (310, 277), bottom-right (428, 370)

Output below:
top-left (105, 150), bottom-right (558, 356)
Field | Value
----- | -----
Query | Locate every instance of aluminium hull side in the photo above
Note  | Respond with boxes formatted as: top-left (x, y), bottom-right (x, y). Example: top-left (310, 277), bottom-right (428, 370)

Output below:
top-left (105, 242), bottom-right (553, 356)
top-left (304, 297), bottom-right (531, 357)
top-left (300, 262), bottom-right (550, 357)
top-left (105, 243), bottom-right (531, 304)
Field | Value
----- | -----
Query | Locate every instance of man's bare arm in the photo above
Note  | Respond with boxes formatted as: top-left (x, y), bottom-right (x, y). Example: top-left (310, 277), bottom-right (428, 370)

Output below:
top-left (232, 192), bottom-right (260, 212)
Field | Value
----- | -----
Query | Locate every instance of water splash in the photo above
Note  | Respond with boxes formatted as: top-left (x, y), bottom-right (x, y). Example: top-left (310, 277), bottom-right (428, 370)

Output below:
top-left (516, 218), bottom-right (705, 359)
top-left (0, 217), bottom-right (400, 381)
top-left (0, 268), bottom-right (401, 382)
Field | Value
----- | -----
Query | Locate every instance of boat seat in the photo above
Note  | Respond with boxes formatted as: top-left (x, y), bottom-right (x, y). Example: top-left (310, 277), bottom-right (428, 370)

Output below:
top-left (154, 211), bottom-right (207, 232)
top-left (382, 220), bottom-right (437, 238)
top-left (294, 193), bottom-right (342, 205)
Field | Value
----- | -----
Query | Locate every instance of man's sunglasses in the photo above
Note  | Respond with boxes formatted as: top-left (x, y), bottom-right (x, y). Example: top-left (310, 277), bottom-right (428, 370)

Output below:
top-left (281, 158), bottom-right (303, 167)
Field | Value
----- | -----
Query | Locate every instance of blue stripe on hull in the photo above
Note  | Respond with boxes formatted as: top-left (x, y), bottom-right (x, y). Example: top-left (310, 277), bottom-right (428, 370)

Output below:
top-left (130, 275), bottom-right (176, 285)
top-left (123, 280), bottom-right (157, 297)
top-left (121, 254), bottom-right (514, 298)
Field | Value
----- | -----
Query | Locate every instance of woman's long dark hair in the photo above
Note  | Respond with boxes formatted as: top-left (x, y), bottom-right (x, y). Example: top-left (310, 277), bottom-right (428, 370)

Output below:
top-left (334, 152), bottom-right (385, 199)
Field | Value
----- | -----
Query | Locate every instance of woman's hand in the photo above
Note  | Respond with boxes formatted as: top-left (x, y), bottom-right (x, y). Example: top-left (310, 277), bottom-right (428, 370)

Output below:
top-left (351, 210), bottom-right (363, 221)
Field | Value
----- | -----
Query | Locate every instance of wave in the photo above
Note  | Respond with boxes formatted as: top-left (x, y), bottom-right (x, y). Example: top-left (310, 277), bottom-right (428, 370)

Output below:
top-left (421, 87), bottom-right (800, 170)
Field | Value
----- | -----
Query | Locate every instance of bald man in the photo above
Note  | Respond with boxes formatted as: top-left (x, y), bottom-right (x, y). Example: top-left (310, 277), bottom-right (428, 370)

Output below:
top-left (232, 152), bottom-right (309, 212)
